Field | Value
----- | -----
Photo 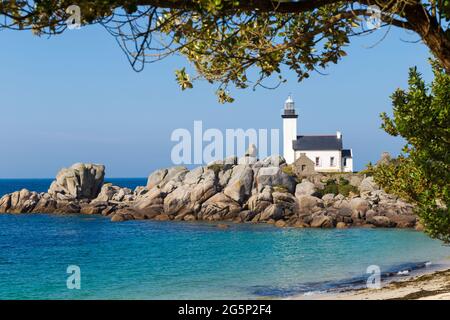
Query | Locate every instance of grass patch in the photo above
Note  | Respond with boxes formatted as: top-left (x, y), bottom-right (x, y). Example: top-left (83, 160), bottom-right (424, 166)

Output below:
top-left (281, 165), bottom-right (295, 176)
top-left (315, 178), bottom-right (359, 197)
top-left (273, 184), bottom-right (289, 193)
top-left (281, 165), bottom-right (302, 183)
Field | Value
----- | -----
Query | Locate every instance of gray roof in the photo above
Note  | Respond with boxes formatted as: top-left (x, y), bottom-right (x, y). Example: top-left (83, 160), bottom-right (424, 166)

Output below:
top-left (342, 149), bottom-right (352, 158)
top-left (293, 135), bottom-right (342, 151)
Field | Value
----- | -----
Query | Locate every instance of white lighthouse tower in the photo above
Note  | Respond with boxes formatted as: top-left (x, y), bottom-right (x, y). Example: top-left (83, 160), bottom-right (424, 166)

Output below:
top-left (281, 95), bottom-right (298, 164)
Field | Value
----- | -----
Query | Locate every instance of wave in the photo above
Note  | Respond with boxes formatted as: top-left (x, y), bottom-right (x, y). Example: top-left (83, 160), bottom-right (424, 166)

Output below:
top-left (250, 261), bottom-right (433, 298)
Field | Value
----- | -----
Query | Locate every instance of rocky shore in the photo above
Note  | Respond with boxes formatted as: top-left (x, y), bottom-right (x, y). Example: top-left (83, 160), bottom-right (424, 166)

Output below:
top-left (0, 156), bottom-right (420, 229)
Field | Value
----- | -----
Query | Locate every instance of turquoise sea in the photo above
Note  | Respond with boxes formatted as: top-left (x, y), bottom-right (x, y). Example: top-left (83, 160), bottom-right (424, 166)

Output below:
top-left (1, 179), bottom-right (450, 299)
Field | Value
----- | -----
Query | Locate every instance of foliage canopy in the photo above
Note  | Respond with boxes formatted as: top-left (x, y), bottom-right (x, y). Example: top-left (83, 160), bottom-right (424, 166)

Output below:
top-left (374, 63), bottom-right (450, 242)
top-left (1, 1), bottom-right (450, 101)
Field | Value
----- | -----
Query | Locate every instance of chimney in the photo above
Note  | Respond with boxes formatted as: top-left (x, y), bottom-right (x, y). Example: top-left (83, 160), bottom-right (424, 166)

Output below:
top-left (336, 131), bottom-right (342, 139)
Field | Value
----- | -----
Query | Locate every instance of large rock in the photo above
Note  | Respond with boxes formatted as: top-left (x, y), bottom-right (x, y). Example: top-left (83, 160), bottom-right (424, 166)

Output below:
top-left (223, 164), bottom-right (254, 203)
top-left (260, 204), bottom-right (284, 221)
top-left (48, 163), bottom-right (105, 200)
top-left (110, 208), bottom-right (137, 222)
top-left (336, 222), bottom-right (347, 229)
top-left (55, 201), bottom-right (81, 214)
top-left (167, 168), bottom-right (219, 218)
top-left (94, 184), bottom-right (134, 202)
top-left (111, 213), bottom-right (127, 222)
top-left (350, 198), bottom-right (370, 215)
top-left (134, 186), bottom-right (149, 197)
top-left (322, 193), bottom-right (335, 207)
top-left (349, 175), bottom-right (364, 187)
top-left (255, 166), bottom-right (296, 193)
top-left (359, 176), bottom-right (379, 194)
top-left (218, 169), bottom-right (233, 188)
top-left (344, 197), bottom-right (368, 221)
top-left (134, 199), bottom-right (164, 218)
top-left (131, 188), bottom-right (165, 219)
top-left (32, 193), bottom-right (57, 213)
top-left (80, 202), bottom-right (108, 215)
top-left (246, 144), bottom-right (257, 157)
top-left (0, 194), bottom-right (11, 212)
top-left (163, 185), bottom-right (193, 217)
top-left (113, 188), bottom-right (134, 202)
top-left (254, 155), bottom-right (286, 168)
top-left (295, 180), bottom-right (316, 196)
top-left (275, 220), bottom-right (287, 228)
top-left (189, 172), bottom-right (218, 203)
top-left (247, 187), bottom-right (273, 213)
top-left (310, 215), bottom-right (335, 228)
top-left (337, 207), bottom-right (353, 218)
top-left (237, 144), bottom-right (258, 165)
top-left (333, 198), bottom-right (351, 209)
top-left (207, 156), bottom-right (237, 171)
top-left (146, 166), bottom-right (216, 219)
top-left (146, 168), bottom-right (168, 189)
top-left (146, 166), bottom-right (188, 192)
top-left (94, 183), bottom-right (118, 202)
top-left (110, 202), bottom-right (166, 221)
top-left (367, 215), bottom-right (395, 228)
top-left (296, 195), bottom-right (323, 213)
top-left (199, 193), bottom-right (241, 220)
top-left (237, 156), bottom-right (257, 165)
top-left (385, 212), bottom-right (417, 228)
top-left (235, 210), bottom-right (257, 222)
top-left (183, 166), bottom-right (204, 185)
top-left (0, 189), bottom-right (41, 213)
top-left (272, 192), bottom-right (297, 216)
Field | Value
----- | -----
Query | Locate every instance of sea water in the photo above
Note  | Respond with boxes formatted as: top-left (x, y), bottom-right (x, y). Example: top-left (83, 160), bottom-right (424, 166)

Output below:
top-left (0, 179), bottom-right (449, 299)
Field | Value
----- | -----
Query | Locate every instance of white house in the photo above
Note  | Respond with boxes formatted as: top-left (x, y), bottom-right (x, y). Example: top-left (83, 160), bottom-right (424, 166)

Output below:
top-left (282, 95), bottom-right (353, 172)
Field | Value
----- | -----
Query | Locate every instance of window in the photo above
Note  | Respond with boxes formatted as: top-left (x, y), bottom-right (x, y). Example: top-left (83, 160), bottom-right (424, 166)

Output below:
top-left (343, 158), bottom-right (347, 166)
top-left (315, 157), bottom-right (320, 166)
top-left (330, 157), bottom-right (335, 167)
top-left (301, 165), bottom-right (306, 172)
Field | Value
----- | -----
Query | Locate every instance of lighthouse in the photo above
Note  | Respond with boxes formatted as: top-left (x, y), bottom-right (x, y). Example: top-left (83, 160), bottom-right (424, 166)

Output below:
top-left (281, 95), bottom-right (298, 164)
top-left (280, 95), bottom-right (354, 172)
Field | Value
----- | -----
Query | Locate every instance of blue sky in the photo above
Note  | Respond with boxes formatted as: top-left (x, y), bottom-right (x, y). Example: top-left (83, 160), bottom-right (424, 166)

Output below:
top-left (0, 23), bottom-right (432, 178)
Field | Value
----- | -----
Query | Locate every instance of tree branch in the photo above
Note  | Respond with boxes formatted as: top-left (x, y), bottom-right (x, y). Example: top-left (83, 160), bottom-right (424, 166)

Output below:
top-left (136, 0), bottom-right (345, 13)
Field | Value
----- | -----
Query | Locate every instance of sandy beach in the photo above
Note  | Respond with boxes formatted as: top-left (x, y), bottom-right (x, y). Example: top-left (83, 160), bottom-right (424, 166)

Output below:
top-left (296, 268), bottom-right (450, 300)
